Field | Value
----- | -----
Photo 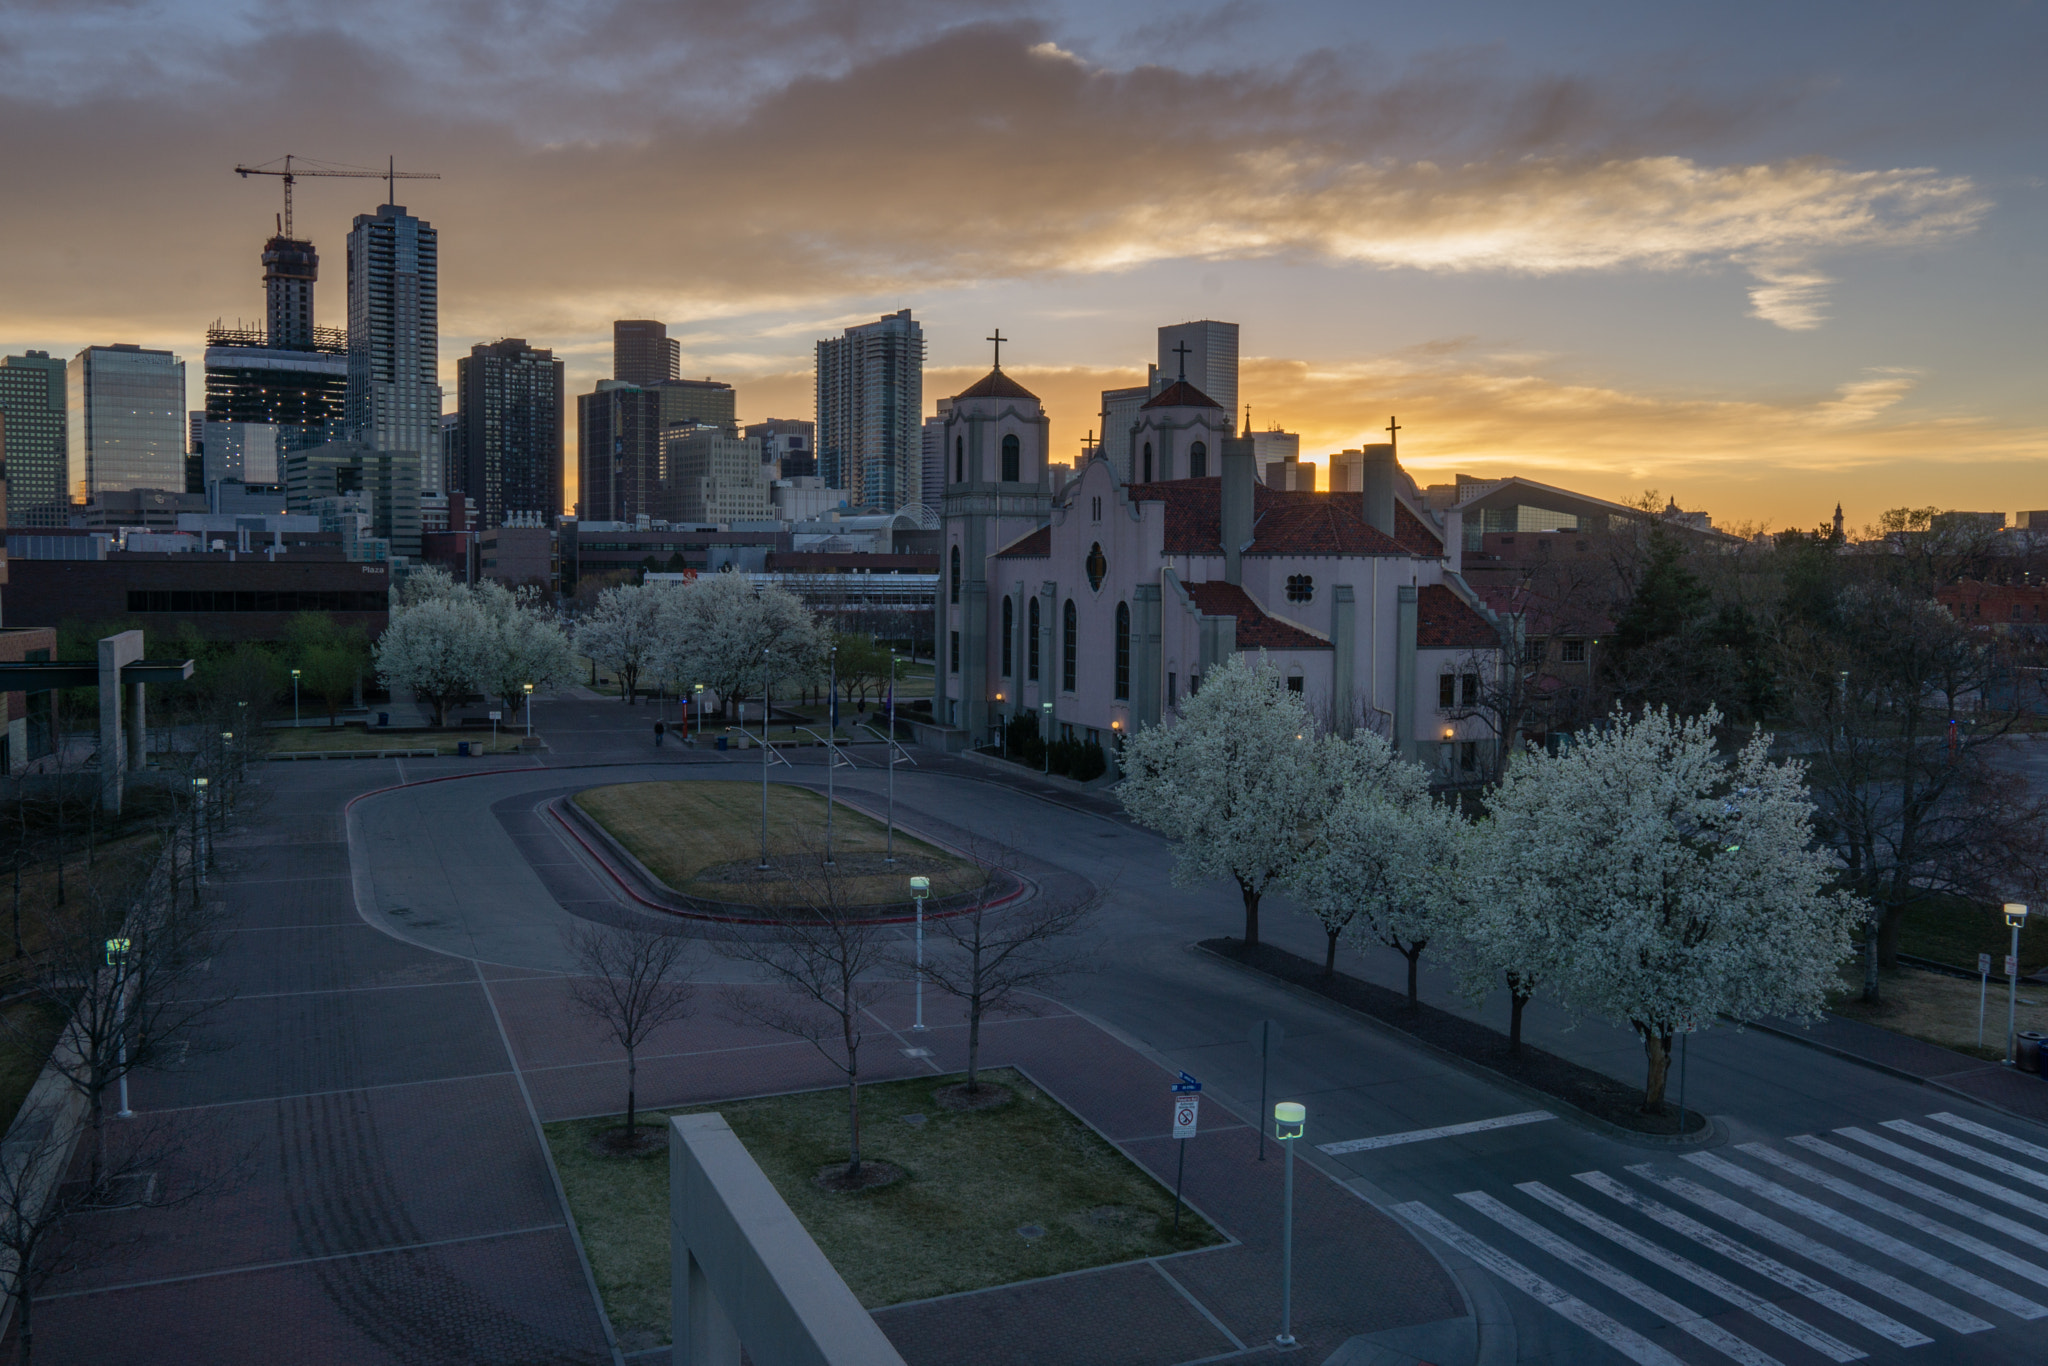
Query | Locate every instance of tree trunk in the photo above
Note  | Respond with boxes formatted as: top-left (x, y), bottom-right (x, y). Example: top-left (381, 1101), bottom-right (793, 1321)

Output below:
top-left (1239, 881), bottom-right (1262, 948)
top-left (843, 1008), bottom-right (862, 1177)
top-left (1396, 938), bottom-right (1427, 1008)
top-left (1860, 909), bottom-right (1883, 1004)
top-left (966, 999), bottom-right (982, 1094)
top-left (18, 1283), bottom-right (30, 1366)
top-left (1638, 1024), bottom-right (1673, 1114)
top-left (625, 1045), bottom-right (637, 1135)
top-left (1876, 901), bottom-right (1905, 971)
top-left (1506, 972), bottom-right (1533, 1056)
top-left (1323, 927), bottom-right (1340, 977)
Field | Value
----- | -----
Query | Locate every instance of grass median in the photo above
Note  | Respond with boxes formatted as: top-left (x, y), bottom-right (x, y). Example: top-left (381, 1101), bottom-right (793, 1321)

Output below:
top-left (545, 1069), bottom-right (1223, 1352)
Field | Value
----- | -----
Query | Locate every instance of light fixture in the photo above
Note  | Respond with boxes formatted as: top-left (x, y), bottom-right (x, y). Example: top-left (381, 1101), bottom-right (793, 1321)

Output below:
top-left (2006, 902), bottom-right (2029, 929)
top-left (1442, 727), bottom-right (1455, 740)
top-left (909, 876), bottom-right (930, 897)
top-left (1273, 1101), bottom-right (1305, 1139)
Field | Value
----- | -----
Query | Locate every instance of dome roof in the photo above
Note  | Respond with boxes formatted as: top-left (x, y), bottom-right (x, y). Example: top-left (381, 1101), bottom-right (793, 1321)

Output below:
top-left (954, 368), bottom-right (1039, 402)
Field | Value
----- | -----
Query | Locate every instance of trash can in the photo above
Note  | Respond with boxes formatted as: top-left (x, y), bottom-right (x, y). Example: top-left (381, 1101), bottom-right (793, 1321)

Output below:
top-left (457, 741), bottom-right (471, 757)
top-left (2019, 1031), bottom-right (2044, 1074)
top-left (716, 736), bottom-right (727, 752)
top-left (378, 712), bottom-right (389, 727)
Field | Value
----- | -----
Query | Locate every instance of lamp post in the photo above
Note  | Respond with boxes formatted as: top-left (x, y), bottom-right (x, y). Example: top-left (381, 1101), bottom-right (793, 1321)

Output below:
top-left (885, 655), bottom-right (904, 863)
top-left (1041, 700), bottom-right (1053, 775)
top-left (193, 776), bottom-right (210, 875)
top-left (523, 682), bottom-right (534, 738)
top-left (2005, 902), bottom-right (2029, 1065)
top-left (1273, 1101), bottom-right (1306, 1349)
top-left (910, 876), bottom-right (930, 1031)
top-left (825, 645), bottom-right (837, 865)
top-left (758, 647), bottom-right (771, 872)
top-left (694, 683), bottom-right (704, 742)
top-left (291, 668), bottom-right (301, 728)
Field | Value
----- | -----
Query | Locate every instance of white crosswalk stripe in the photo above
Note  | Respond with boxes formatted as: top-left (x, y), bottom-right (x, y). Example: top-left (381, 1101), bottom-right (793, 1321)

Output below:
top-left (1574, 1170), bottom-right (1931, 1348)
top-left (1928, 1111), bottom-right (2048, 1164)
top-left (1881, 1119), bottom-right (2048, 1195)
top-left (1835, 1126), bottom-right (2048, 1221)
top-left (1787, 1133), bottom-right (2048, 1255)
top-left (1627, 1164), bottom-right (1994, 1335)
top-left (1456, 1191), bottom-right (1789, 1366)
top-left (1390, 1111), bottom-right (2048, 1364)
top-left (1744, 1141), bottom-right (2048, 1289)
top-left (1516, 1180), bottom-right (1867, 1361)
top-left (1686, 1151), bottom-right (2048, 1319)
top-left (1394, 1200), bottom-right (1690, 1366)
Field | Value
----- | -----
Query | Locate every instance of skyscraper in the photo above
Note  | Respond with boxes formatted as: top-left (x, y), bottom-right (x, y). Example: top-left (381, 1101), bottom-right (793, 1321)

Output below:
top-left (0, 351), bottom-right (69, 526)
top-left (744, 419), bottom-right (815, 478)
top-left (613, 320), bottom-right (681, 388)
top-left (204, 234), bottom-right (347, 459)
top-left (66, 345), bottom-right (186, 502)
top-left (457, 339), bottom-right (565, 529)
top-left (264, 235), bottom-right (320, 349)
top-left (576, 381), bottom-right (664, 524)
top-left (655, 378), bottom-right (735, 434)
top-left (345, 201), bottom-right (443, 492)
top-left (815, 309), bottom-right (923, 511)
top-left (1157, 320), bottom-right (1239, 422)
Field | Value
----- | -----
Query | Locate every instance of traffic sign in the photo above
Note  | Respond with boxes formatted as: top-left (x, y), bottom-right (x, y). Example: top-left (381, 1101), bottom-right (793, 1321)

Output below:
top-left (488, 710), bottom-right (502, 721)
top-left (2007, 955), bottom-right (2020, 978)
top-left (1981, 953), bottom-right (1993, 976)
top-left (1172, 1096), bottom-right (1200, 1139)
top-left (1171, 1070), bottom-right (1202, 1094)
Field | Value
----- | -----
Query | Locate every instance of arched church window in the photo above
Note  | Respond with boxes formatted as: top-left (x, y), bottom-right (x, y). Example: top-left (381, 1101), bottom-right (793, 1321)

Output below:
top-left (1086, 543), bottom-right (1107, 592)
top-left (1062, 599), bottom-right (1077, 692)
top-left (954, 436), bottom-right (964, 484)
top-left (1001, 597), bottom-right (1014, 676)
top-left (1114, 602), bottom-right (1131, 699)
top-left (949, 545), bottom-right (961, 604)
top-left (1142, 442), bottom-right (1153, 483)
top-left (1189, 441), bottom-right (1207, 478)
top-left (1285, 574), bottom-right (1314, 603)
top-left (1028, 597), bottom-right (1041, 680)
top-left (1001, 434), bottom-right (1020, 483)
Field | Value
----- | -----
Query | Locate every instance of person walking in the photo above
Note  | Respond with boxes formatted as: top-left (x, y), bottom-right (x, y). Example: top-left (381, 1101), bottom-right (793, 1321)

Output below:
top-left (653, 719), bottom-right (666, 747)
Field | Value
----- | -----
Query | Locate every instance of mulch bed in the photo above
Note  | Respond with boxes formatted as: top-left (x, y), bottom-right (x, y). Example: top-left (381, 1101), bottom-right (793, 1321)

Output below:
top-left (586, 1123), bottom-right (668, 1158)
top-left (1201, 938), bottom-right (1704, 1137)
top-left (814, 1160), bottom-right (905, 1193)
top-left (933, 1081), bottom-right (1014, 1112)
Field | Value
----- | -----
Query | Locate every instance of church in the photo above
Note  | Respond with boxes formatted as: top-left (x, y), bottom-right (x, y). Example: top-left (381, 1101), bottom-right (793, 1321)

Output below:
top-left (933, 344), bottom-right (1506, 781)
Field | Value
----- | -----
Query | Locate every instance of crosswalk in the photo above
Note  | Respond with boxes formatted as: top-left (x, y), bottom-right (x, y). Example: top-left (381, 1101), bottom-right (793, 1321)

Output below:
top-left (1393, 1110), bottom-right (2048, 1364)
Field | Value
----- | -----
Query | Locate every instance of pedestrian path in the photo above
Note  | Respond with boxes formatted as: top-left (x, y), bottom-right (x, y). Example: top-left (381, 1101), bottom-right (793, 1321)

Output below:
top-left (1395, 1110), bottom-right (2048, 1364)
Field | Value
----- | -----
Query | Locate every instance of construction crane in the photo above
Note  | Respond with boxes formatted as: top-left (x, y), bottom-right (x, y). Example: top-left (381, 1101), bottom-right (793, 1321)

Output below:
top-left (233, 155), bottom-right (441, 239)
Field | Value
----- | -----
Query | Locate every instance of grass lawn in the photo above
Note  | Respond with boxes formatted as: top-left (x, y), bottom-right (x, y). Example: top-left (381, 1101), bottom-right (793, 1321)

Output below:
top-left (572, 780), bottom-right (984, 906)
top-left (545, 1069), bottom-right (1223, 1351)
top-left (1830, 962), bottom-right (2048, 1060)
top-left (0, 998), bottom-right (66, 1134)
top-left (267, 727), bottom-right (525, 755)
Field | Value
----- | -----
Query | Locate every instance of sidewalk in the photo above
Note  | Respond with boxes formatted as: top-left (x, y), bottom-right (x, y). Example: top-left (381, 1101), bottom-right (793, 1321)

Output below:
top-left (1750, 1009), bottom-right (2048, 1123)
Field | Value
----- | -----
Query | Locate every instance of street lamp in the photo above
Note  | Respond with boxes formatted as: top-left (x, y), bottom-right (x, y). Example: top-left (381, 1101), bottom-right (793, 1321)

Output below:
top-left (885, 655), bottom-right (904, 863)
top-left (693, 683), bottom-right (704, 741)
top-left (193, 776), bottom-right (210, 875)
top-left (910, 876), bottom-right (930, 1031)
top-left (758, 647), bottom-right (771, 872)
top-left (291, 668), bottom-right (301, 728)
top-left (1041, 700), bottom-right (1054, 775)
top-left (107, 937), bottom-right (134, 1118)
top-left (825, 645), bottom-right (838, 865)
top-left (2005, 903), bottom-right (2029, 1066)
top-left (523, 682), bottom-right (534, 738)
top-left (1273, 1101), bottom-right (1306, 1349)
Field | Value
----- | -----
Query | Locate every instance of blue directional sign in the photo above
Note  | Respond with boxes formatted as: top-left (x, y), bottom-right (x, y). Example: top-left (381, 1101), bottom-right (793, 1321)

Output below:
top-left (1170, 1070), bottom-right (1202, 1094)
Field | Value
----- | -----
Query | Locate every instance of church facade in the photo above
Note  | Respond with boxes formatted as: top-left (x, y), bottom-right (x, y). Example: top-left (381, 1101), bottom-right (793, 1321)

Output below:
top-left (935, 362), bottom-right (1506, 781)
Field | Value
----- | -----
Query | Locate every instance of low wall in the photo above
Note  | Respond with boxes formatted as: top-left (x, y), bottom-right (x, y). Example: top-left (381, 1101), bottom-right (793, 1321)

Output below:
top-left (670, 1112), bottom-right (907, 1366)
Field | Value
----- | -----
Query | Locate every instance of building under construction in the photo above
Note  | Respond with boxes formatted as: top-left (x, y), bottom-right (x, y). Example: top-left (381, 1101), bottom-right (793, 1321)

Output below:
top-left (201, 234), bottom-right (348, 463)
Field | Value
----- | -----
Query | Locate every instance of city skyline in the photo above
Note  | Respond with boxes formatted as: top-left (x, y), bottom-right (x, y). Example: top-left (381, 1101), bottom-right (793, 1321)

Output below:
top-left (0, 2), bottom-right (2040, 528)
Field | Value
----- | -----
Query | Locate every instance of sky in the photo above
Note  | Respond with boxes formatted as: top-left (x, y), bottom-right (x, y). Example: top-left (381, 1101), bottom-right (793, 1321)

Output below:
top-left (1, 0), bottom-right (2042, 530)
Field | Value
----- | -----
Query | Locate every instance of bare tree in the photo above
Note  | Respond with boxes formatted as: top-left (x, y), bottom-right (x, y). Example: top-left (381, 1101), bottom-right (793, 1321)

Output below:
top-left (718, 865), bottom-right (892, 1185)
top-left (563, 920), bottom-right (696, 1147)
top-left (911, 866), bottom-right (1100, 1096)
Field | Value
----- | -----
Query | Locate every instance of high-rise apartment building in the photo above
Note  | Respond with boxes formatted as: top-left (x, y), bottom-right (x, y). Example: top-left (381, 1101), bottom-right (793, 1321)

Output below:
top-left (457, 339), bottom-right (565, 529)
top-left (66, 345), bottom-right (186, 502)
top-left (576, 381), bottom-right (664, 524)
top-left (203, 236), bottom-right (348, 461)
top-left (920, 404), bottom-right (948, 505)
top-left (1156, 320), bottom-right (1239, 423)
top-left (264, 236), bottom-right (321, 349)
top-left (744, 419), bottom-right (815, 478)
top-left (816, 309), bottom-right (924, 511)
top-left (655, 378), bottom-right (735, 435)
top-left (0, 351), bottom-right (69, 526)
top-left (613, 320), bottom-right (680, 388)
top-left (282, 441), bottom-right (422, 559)
top-left (662, 427), bottom-right (770, 523)
top-left (345, 201), bottom-right (443, 493)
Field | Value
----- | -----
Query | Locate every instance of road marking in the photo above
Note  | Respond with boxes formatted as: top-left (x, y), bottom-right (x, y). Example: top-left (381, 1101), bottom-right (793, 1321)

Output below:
top-left (1517, 1181), bottom-right (1865, 1362)
top-left (1748, 1141), bottom-right (2048, 1285)
top-left (1926, 1111), bottom-right (2048, 1165)
top-left (1787, 1134), bottom-right (2048, 1255)
top-left (1689, 1151), bottom-right (2047, 1319)
top-left (1318, 1110), bottom-right (1553, 1155)
top-left (1628, 1165), bottom-right (1992, 1335)
top-left (1573, 1171), bottom-right (1929, 1348)
top-left (1882, 1119), bottom-right (2048, 1194)
top-left (1834, 1127), bottom-right (2048, 1221)
top-left (1457, 1191), bottom-right (1787, 1366)
top-left (1394, 1201), bottom-right (1688, 1366)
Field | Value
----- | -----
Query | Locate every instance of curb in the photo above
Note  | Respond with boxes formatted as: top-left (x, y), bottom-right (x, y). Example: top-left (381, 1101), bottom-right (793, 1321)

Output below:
top-left (1741, 1017), bottom-right (2048, 1129)
top-left (1195, 943), bottom-right (1723, 1151)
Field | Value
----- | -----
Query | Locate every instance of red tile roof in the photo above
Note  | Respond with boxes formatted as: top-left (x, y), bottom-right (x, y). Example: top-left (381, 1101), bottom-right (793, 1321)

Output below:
top-left (1418, 584), bottom-right (1501, 649)
top-left (955, 368), bottom-right (1039, 402)
top-left (1126, 479), bottom-right (1435, 559)
top-left (992, 526), bottom-right (1050, 558)
top-left (1183, 581), bottom-right (1331, 651)
top-left (1141, 379), bottom-right (1223, 410)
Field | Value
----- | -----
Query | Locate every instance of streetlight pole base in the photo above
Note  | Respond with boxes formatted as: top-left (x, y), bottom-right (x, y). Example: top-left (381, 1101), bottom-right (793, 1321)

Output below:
top-left (1274, 1335), bottom-right (1297, 1349)
top-left (909, 1023), bottom-right (928, 1032)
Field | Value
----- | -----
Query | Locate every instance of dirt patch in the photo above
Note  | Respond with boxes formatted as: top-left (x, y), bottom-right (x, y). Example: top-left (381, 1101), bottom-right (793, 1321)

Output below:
top-left (1203, 939), bottom-right (1707, 1138)
top-left (933, 1081), bottom-right (1015, 1112)
top-left (1831, 963), bottom-right (2048, 1061)
top-left (814, 1160), bottom-right (906, 1193)
top-left (585, 1123), bottom-right (668, 1158)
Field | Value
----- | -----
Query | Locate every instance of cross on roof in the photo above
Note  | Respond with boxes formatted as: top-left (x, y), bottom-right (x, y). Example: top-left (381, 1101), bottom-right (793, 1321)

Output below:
top-left (1386, 415), bottom-right (1401, 451)
top-left (987, 329), bottom-right (1006, 370)
top-left (1172, 340), bottom-right (1191, 381)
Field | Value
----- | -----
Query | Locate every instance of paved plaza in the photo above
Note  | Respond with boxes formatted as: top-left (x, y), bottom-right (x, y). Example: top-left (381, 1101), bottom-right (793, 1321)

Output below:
top-left (11, 695), bottom-right (2048, 1365)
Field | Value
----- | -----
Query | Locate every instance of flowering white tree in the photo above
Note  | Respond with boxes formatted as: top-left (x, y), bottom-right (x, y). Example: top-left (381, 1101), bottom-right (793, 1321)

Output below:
top-left (394, 563), bottom-right (464, 609)
top-left (659, 572), bottom-right (826, 719)
top-left (475, 583), bottom-right (579, 716)
top-left (374, 592), bottom-right (495, 726)
top-left (576, 581), bottom-right (670, 705)
top-left (1119, 653), bottom-right (1322, 947)
top-left (1477, 707), bottom-right (1863, 1112)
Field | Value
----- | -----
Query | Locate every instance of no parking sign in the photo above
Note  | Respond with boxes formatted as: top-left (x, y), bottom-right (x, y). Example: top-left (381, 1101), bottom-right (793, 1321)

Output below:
top-left (1172, 1096), bottom-right (1200, 1138)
